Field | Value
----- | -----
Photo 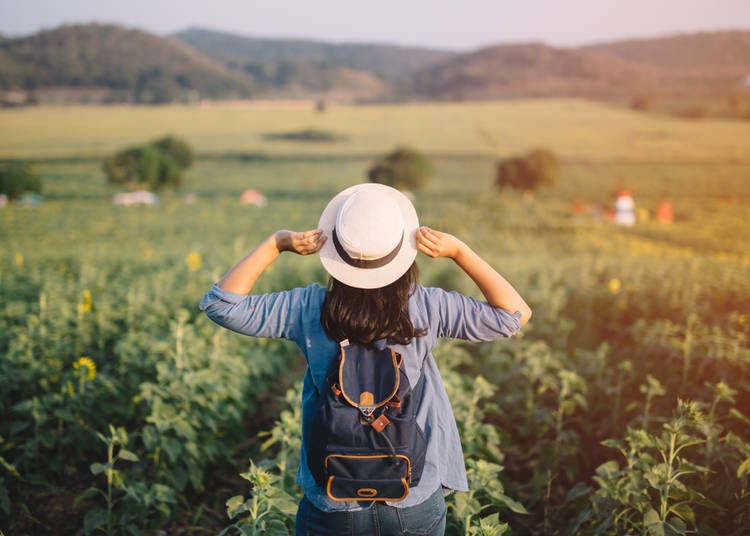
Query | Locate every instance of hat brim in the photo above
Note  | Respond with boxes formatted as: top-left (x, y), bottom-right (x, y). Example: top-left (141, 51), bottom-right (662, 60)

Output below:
top-left (318, 183), bottom-right (419, 289)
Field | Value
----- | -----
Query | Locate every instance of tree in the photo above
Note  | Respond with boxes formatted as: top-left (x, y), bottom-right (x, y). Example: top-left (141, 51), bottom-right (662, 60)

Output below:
top-left (102, 135), bottom-right (193, 191)
top-left (367, 146), bottom-right (433, 192)
top-left (0, 161), bottom-right (42, 201)
top-left (153, 135), bottom-right (193, 169)
top-left (496, 148), bottom-right (559, 196)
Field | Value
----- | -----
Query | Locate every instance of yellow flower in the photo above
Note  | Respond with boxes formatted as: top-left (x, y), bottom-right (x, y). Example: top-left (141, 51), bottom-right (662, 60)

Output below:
top-left (608, 278), bottom-right (621, 295)
top-left (67, 381), bottom-right (75, 395)
top-left (185, 252), bottom-right (202, 272)
top-left (78, 290), bottom-right (92, 314)
top-left (739, 314), bottom-right (746, 327)
top-left (73, 356), bottom-right (97, 380)
top-left (14, 252), bottom-right (24, 268)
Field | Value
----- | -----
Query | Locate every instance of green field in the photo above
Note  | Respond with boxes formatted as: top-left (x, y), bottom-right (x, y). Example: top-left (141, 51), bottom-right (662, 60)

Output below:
top-left (1, 100), bottom-right (749, 535)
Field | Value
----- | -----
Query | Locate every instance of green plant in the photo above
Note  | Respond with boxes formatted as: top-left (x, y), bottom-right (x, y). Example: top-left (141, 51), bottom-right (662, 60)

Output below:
top-left (0, 161), bottom-right (42, 200)
top-left (438, 343), bottom-right (529, 535)
top-left (367, 146), bottom-right (433, 191)
top-left (495, 148), bottom-right (559, 195)
top-left (102, 135), bottom-right (192, 191)
top-left (75, 425), bottom-right (141, 536)
top-left (221, 462), bottom-right (299, 536)
top-left (585, 400), bottom-right (715, 535)
top-left (221, 386), bottom-right (303, 536)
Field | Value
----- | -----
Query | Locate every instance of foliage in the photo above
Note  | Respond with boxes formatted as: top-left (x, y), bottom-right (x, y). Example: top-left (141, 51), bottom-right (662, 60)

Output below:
top-left (152, 135), bottom-right (194, 169)
top-left (0, 24), bottom-right (251, 101)
top-left (1, 102), bottom-right (750, 534)
top-left (577, 395), bottom-right (750, 536)
top-left (495, 148), bottom-right (559, 194)
top-left (220, 388), bottom-right (303, 536)
top-left (367, 146), bottom-right (433, 191)
top-left (262, 129), bottom-right (343, 143)
top-left (0, 161), bottom-right (42, 200)
top-left (102, 135), bottom-right (193, 191)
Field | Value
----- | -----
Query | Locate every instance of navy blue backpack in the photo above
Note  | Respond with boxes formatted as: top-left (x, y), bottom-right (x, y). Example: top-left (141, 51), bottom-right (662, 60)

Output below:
top-left (308, 340), bottom-right (427, 502)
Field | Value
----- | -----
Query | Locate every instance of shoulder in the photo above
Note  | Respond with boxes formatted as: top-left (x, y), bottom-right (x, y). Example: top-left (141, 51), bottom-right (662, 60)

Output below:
top-left (282, 282), bottom-right (327, 307)
top-left (409, 285), bottom-right (452, 319)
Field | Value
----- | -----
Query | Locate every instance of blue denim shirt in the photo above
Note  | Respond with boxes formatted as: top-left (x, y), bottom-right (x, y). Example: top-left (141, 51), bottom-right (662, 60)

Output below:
top-left (199, 283), bottom-right (522, 511)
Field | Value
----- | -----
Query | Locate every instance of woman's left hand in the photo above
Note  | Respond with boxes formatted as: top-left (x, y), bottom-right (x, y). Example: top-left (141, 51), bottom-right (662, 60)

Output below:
top-left (275, 229), bottom-right (327, 255)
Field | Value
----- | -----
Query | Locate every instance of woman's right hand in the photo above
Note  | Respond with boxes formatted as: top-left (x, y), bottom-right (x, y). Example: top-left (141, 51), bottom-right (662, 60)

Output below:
top-left (275, 229), bottom-right (326, 255)
top-left (415, 226), bottom-right (464, 260)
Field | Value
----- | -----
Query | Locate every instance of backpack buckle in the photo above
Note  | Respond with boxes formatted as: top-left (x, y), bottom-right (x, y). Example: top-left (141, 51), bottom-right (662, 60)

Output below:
top-left (359, 406), bottom-right (375, 418)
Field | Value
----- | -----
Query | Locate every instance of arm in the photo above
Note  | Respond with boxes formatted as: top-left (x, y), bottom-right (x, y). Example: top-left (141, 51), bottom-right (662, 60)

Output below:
top-left (415, 226), bottom-right (532, 326)
top-left (217, 229), bottom-right (326, 294)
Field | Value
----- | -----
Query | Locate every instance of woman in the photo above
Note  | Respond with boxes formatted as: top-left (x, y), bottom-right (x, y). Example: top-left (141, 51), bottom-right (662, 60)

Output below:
top-left (200, 183), bottom-right (531, 535)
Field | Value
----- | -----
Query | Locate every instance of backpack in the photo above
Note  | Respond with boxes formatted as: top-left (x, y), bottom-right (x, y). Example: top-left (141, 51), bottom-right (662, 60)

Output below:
top-left (307, 339), bottom-right (428, 502)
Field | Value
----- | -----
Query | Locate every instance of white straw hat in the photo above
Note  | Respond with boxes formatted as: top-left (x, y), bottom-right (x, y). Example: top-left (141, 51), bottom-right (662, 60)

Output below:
top-left (318, 183), bottom-right (419, 289)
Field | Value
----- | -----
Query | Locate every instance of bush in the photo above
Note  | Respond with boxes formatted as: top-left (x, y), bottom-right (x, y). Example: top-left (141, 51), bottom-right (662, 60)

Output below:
top-left (495, 148), bottom-right (559, 194)
top-left (262, 128), bottom-right (342, 142)
top-left (153, 135), bottom-right (194, 168)
top-left (103, 135), bottom-right (192, 191)
top-left (367, 146), bottom-right (433, 191)
top-left (0, 161), bottom-right (42, 201)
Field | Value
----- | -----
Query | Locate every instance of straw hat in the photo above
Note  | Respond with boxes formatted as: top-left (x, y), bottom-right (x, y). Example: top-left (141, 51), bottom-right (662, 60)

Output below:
top-left (318, 183), bottom-right (419, 289)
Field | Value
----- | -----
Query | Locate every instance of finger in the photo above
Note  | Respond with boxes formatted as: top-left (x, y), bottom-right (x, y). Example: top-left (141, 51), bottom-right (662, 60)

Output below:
top-left (416, 242), bottom-right (437, 258)
top-left (417, 230), bottom-right (440, 251)
top-left (311, 235), bottom-right (327, 253)
top-left (299, 234), bottom-right (326, 255)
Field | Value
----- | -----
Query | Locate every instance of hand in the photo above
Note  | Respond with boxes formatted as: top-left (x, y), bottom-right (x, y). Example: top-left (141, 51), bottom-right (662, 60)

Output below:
top-left (274, 229), bottom-right (326, 255)
top-left (415, 226), bottom-right (464, 260)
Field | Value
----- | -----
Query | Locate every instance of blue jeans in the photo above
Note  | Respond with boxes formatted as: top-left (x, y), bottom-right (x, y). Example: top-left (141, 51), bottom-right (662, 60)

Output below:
top-left (295, 487), bottom-right (447, 536)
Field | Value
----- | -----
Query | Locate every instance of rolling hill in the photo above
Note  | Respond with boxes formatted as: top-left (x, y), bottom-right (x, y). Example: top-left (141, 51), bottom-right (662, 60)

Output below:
top-left (173, 27), bottom-right (458, 83)
top-left (0, 24), bottom-right (253, 103)
top-left (410, 32), bottom-right (750, 100)
top-left (581, 31), bottom-right (750, 94)
top-left (1, 24), bottom-right (748, 106)
top-left (409, 42), bottom-right (659, 99)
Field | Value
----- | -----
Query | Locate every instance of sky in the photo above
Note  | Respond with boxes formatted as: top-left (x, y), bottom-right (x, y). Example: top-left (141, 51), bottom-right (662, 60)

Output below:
top-left (1, 0), bottom-right (749, 50)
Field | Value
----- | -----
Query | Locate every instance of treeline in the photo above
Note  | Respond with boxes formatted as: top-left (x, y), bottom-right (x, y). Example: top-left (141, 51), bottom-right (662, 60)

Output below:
top-left (0, 24), bottom-right (251, 103)
top-left (2, 24), bottom-right (750, 106)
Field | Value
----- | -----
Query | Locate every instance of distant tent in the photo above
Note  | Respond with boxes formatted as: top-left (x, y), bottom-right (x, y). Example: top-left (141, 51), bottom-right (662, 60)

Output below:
top-left (182, 193), bottom-right (198, 204)
top-left (240, 189), bottom-right (267, 207)
top-left (113, 190), bottom-right (159, 206)
top-left (18, 192), bottom-right (43, 207)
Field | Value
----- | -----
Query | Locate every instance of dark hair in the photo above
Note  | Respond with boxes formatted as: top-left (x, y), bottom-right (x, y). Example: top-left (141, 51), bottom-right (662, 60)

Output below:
top-left (321, 262), bottom-right (426, 346)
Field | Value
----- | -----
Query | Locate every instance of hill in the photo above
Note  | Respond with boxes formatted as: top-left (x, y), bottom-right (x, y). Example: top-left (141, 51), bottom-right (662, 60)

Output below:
top-left (173, 27), bottom-right (457, 83)
top-left (411, 31), bottom-right (750, 101)
top-left (0, 24), bottom-right (253, 104)
top-left (1, 25), bottom-right (749, 106)
top-left (582, 31), bottom-right (750, 94)
top-left (409, 42), bottom-right (659, 99)
top-left (583, 31), bottom-right (750, 72)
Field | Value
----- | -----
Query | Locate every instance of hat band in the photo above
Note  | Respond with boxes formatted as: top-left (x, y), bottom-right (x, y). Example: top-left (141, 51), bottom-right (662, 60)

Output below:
top-left (332, 228), bottom-right (403, 269)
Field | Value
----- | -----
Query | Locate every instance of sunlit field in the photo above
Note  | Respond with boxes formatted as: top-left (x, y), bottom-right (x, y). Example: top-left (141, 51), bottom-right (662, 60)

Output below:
top-left (3, 99), bottom-right (750, 161)
top-left (1, 100), bottom-right (749, 535)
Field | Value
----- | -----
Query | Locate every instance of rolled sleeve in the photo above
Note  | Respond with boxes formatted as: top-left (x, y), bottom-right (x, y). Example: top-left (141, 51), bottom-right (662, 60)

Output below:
top-left (199, 284), bottom-right (310, 340)
top-left (422, 287), bottom-right (522, 341)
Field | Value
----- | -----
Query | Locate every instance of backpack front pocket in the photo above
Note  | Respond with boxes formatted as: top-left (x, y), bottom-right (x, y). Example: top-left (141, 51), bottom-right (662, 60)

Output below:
top-left (325, 453), bottom-right (411, 501)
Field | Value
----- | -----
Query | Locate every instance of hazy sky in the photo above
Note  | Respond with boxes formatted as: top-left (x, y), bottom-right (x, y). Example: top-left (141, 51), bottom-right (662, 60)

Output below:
top-left (1, 0), bottom-right (749, 50)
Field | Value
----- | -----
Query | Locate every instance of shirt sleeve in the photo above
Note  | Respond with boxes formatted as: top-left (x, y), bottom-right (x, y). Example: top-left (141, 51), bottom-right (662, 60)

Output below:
top-left (199, 283), bottom-right (314, 340)
top-left (422, 286), bottom-right (522, 341)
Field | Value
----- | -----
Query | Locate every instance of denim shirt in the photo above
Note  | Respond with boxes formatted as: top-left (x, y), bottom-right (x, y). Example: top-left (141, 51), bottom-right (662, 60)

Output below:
top-left (199, 283), bottom-right (522, 511)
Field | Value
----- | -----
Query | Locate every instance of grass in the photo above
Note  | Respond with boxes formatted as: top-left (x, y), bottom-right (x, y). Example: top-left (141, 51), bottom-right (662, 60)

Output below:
top-left (2, 99), bottom-right (750, 161)
top-left (1, 99), bottom-right (749, 535)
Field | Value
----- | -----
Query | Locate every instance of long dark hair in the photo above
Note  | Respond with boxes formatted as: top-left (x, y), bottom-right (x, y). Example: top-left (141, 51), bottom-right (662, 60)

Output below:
top-left (321, 262), bottom-right (426, 346)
